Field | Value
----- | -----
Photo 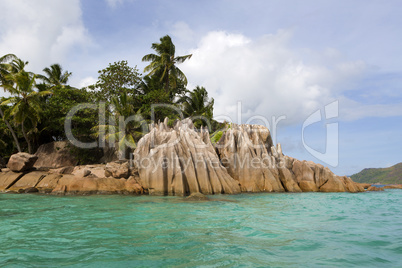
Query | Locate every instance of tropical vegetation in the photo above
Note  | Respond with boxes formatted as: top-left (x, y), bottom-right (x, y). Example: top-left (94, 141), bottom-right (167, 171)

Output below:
top-left (0, 35), bottom-right (219, 162)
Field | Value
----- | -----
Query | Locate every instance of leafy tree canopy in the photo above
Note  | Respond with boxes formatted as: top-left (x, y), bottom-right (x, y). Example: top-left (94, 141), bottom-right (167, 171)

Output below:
top-left (89, 60), bottom-right (141, 104)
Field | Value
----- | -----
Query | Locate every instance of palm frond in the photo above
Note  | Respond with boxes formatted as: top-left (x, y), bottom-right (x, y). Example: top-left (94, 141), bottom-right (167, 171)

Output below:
top-left (175, 54), bottom-right (192, 63)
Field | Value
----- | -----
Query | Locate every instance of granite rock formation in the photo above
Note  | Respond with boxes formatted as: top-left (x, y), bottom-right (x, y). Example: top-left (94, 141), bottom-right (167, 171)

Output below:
top-left (133, 118), bottom-right (241, 196)
top-left (105, 161), bottom-right (130, 179)
top-left (7, 152), bottom-right (38, 172)
top-left (34, 141), bottom-right (77, 169)
top-left (0, 118), bottom-right (369, 196)
top-left (367, 186), bottom-right (384, 191)
top-left (216, 123), bottom-right (364, 193)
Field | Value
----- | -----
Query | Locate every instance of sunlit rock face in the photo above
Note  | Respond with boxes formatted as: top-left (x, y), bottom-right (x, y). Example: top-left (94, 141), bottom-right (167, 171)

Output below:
top-left (134, 118), bottom-right (241, 196)
top-left (0, 118), bottom-right (365, 196)
top-left (216, 124), bottom-right (285, 192)
top-left (215, 123), bottom-right (364, 193)
top-left (7, 152), bottom-right (38, 172)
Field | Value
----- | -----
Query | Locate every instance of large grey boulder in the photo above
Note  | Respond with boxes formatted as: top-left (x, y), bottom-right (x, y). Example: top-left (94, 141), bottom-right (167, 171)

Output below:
top-left (7, 152), bottom-right (38, 172)
top-left (34, 141), bottom-right (77, 169)
top-left (134, 118), bottom-right (241, 196)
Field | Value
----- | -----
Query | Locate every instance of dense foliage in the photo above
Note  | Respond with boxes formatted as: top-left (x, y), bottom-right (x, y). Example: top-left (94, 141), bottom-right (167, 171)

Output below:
top-left (0, 35), bottom-right (219, 161)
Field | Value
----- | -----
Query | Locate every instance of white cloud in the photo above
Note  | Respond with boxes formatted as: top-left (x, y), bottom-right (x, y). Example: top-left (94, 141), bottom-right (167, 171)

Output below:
top-left (0, 0), bottom-right (91, 74)
top-left (78, 76), bottom-right (97, 89)
top-left (181, 30), bottom-right (371, 125)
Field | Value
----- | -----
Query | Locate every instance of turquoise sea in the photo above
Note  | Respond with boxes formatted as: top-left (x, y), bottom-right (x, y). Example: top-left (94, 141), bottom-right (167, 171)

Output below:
top-left (1, 190), bottom-right (402, 267)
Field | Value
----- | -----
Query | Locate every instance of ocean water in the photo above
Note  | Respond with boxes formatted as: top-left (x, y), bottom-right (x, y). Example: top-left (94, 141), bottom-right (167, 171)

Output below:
top-left (1, 190), bottom-right (401, 267)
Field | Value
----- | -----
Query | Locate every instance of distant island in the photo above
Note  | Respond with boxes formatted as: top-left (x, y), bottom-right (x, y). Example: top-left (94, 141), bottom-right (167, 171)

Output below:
top-left (351, 163), bottom-right (402, 184)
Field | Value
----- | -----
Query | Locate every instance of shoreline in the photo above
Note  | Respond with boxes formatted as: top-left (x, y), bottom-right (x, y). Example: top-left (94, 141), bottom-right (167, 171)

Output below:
top-left (1, 119), bottom-right (392, 196)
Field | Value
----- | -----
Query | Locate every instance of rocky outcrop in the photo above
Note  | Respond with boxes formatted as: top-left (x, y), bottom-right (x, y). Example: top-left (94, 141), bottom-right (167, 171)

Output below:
top-left (6, 171), bottom-right (48, 193)
top-left (367, 186), bottom-right (384, 191)
top-left (216, 123), bottom-right (364, 193)
top-left (383, 184), bottom-right (402, 189)
top-left (34, 141), bottom-right (77, 169)
top-left (7, 152), bottom-right (38, 172)
top-left (358, 183), bottom-right (371, 189)
top-left (186, 192), bottom-right (209, 201)
top-left (0, 119), bottom-right (366, 196)
top-left (51, 175), bottom-right (143, 195)
top-left (104, 161), bottom-right (130, 179)
top-left (216, 124), bottom-right (285, 192)
top-left (292, 160), bottom-right (318, 192)
top-left (36, 174), bottom-right (62, 193)
top-left (72, 164), bottom-right (106, 178)
top-left (133, 118), bottom-right (241, 196)
top-left (0, 169), bottom-right (143, 195)
top-left (0, 171), bottom-right (25, 191)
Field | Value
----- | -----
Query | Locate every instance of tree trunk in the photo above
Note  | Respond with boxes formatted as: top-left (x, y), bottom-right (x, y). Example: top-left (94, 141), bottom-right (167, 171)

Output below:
top-left (164, 69), bottom-right (170, 93)
top-left (21, 121), bottom-right (32, 154)
top-left (0, 106), bottom-right (22, 152)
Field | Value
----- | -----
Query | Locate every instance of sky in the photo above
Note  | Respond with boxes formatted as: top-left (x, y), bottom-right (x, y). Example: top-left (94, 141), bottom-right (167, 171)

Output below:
top-left (0, 0), bottom-right (401, 175)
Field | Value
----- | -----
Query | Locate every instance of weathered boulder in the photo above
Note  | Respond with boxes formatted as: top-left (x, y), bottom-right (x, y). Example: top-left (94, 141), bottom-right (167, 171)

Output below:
top-left (49, 166), bottom-right (75, 174)
top-left (73, 164), bottom-right (106, 178)
top-left (7, 152), bottom-right (38, 172)
top-left (292, 160), bottom-right (318, 192)
top-left (340, 176), bottom-right (364, 193)
top-left (359, 183), bottom-right (372, 189)
top-left (319, 175), bottom-right (347, 192)
top-left (367, 186), bottom-right (384, 191)
top-left (216, 123), bottom-right (363, 193)
top-left (34, 141), bottom-right (77, 169)
top-left (216, 124), bottom-right (284, 192)
top-left (134, 118), bottom-right (241, 196)
top-left (278, 167), bottom-right (302, 192)
top-left (104, 161), bottom-right (130, 179)
top-left (125, 176), bottom-right (144, 194)
top-left (186, 192), bottom-right (209, 201)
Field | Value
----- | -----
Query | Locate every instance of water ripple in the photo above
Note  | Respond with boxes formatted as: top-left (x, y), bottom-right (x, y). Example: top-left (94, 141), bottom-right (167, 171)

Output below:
top-left (1, 191), bottom-right (402, 267)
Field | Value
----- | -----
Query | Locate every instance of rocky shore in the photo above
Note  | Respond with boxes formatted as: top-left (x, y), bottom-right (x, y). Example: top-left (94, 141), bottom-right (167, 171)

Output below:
top-left (1, 119), bottom-right (396, 196)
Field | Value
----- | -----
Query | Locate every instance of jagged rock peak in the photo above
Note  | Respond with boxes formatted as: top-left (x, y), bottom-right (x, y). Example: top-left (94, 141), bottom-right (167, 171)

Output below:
top-left (215, 122), bottom-right (364, 193)
top-left (134, 118), bottom-right (241, 196)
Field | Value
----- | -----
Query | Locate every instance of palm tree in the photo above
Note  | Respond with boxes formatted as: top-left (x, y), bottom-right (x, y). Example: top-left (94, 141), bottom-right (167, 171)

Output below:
top-left (180, 86), bottom-right (214, 121)
top-left (8, 58), bottom-right (29, 74)
top-left (37, 63), bottom-right (71, 88)
top-left (92, 91), bottom-right (148, 159)
top-left (1, 70), bottom-right (52, 153)
top-left (142, 35), bottom-right (192, 92)
top-left (0, 53), bottom-right (22, 152)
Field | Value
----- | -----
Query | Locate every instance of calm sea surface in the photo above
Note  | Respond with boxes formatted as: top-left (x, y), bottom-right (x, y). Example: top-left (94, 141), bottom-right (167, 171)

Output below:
top-left (1, 190), bottom-right (401, 267)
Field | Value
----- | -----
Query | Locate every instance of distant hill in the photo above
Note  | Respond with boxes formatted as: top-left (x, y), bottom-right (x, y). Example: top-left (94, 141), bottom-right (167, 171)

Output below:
top-left (351, 163), bottom-right (402, 184)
